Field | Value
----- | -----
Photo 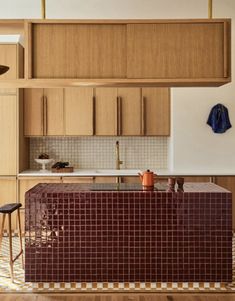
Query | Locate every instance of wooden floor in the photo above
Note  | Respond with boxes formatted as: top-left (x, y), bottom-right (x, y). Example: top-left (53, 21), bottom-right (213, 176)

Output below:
top-left (1, 294), bottom-right (235, 301)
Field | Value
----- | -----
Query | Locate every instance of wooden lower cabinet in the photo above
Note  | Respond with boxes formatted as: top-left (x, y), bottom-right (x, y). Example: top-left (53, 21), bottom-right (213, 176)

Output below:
top-left (62, 177), bottom-right (94, 183)
top-left (95, 177), bottom-right (117, 183)
top-left (0, 94), bottom-right (17, 175)
top-left (215, 177), bottom-right (235, 230)
top-left (184, 176), bottom-right (211, 182)
top-left (62, 177), bottom-right (117, 183)
top-left (0, 177), bottom-right (18, 231)
top-left (122, 176), bottom-right (139, 183)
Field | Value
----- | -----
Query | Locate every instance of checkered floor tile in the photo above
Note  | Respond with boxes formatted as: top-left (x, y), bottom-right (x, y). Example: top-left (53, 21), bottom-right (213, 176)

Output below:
top-left (0, 236), bottom-right (234, 292)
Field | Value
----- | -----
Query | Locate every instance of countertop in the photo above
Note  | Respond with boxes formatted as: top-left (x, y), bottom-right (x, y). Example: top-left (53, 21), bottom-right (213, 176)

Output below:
top-left (18, 169), bottom-right (235, 177)
top-left (26, 182), bottom-right (230, 193)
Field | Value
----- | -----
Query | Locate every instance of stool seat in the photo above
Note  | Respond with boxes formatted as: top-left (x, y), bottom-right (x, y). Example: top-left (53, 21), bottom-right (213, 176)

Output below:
top-left (0, 203), bottom-right (22, 214)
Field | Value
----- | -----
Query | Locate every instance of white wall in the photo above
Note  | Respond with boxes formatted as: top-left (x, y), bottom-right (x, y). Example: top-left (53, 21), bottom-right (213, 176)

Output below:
top-left (0, 0), bottom-right (234, 172)
top-left (0, 0), bottom-right (206, 19)
top-left (171, 0), bottom-right (235, 172)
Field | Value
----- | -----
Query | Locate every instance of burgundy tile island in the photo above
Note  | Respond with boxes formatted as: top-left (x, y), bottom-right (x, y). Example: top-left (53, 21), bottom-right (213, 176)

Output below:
top-left (25, 182), bottom-right (232, 283)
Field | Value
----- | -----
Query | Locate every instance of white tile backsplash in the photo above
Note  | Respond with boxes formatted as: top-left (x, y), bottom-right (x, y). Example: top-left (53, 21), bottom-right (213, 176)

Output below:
top-left (30, 137), bottom-right (168, 170)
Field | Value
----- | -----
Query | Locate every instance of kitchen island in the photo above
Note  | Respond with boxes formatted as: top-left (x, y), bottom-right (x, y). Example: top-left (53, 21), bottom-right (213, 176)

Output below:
top-left (25, 182), bottom-right (232, 283)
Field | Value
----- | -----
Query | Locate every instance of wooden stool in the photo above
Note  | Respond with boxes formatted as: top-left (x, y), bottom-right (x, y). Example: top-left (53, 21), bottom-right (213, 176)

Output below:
top-left (0, 203), bottom-right (23, 282)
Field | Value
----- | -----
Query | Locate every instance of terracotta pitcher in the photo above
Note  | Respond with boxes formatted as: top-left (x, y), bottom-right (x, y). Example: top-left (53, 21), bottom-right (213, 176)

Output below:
top-left (138, 169), bottom-right (157, 187)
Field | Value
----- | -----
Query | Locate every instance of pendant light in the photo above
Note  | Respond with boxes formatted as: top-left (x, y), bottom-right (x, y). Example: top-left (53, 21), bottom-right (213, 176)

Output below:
top-left (0, 65), bottom-right (9, 75)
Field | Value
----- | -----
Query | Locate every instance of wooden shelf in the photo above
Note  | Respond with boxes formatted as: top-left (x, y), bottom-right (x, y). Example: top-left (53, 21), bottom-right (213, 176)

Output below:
top-left (0, 77), bottom-right (230, 88)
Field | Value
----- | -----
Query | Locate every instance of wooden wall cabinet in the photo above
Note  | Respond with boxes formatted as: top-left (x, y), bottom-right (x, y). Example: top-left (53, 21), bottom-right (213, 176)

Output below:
top-left (95, 87), bottom-right (170, 136)
top-left (24, 87), bottom-right (170, 137)
top-left (24, 88), bottom-right (64, 136)
top-left (118, 88), bottom-right (142, 136)
top-left (95, 88), bottom-right (118, 135)
top-left (142, 88), bottom-right (170, 136)
top-left (25, 19), bottom-right (231, 87)
top-left (31, 24), bottom-right (126, 79)
top-left (64, 88), bottom-right (94, 135)
top-left (127, 21), bottom-right (230, 82)
top-left (95, 88), bottom-right (143, 136)
top-left (0, 44), bottom-right (27, 176)
top-left (0, 43), bottom-right (23, 80)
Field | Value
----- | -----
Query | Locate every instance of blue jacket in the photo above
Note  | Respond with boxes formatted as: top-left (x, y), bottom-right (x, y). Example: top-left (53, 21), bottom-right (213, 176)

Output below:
top-left (207, 103), bottom-right (232, 133)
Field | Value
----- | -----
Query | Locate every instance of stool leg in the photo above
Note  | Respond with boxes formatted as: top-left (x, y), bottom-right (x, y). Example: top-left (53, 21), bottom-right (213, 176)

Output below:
top-left (17, 208), bottom-right (24, 269)
top-left (8, 213), bottom-right (14, 282)
top-left (0, 213), bottom-right (6, 252)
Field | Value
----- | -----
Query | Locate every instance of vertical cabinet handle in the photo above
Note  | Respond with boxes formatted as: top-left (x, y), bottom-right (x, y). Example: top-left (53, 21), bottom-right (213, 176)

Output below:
top-left (43, 96), bottom-right (48, 136)
top-left (92, 96), bottom-right (96, 135)
top-left (41, 96), bottom-right (44, 136)
top-left (141, 96), bottom-right (146, 136)
top-left (116, 96), bottom-right (119, 136)
top-left (118, 96), bottom-right (122, 136)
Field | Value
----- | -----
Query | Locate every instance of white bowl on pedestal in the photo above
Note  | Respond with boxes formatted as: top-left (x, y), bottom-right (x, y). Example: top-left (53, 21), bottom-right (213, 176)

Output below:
top-left (35, 159), bottom-right (54, 172)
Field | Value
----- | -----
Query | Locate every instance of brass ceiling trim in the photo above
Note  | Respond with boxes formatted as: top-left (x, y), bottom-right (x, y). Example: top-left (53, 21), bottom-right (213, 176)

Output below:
top-left (41, 0), bottom-right (46, 19)
top-left (208, 0), bottom-right (213, 18)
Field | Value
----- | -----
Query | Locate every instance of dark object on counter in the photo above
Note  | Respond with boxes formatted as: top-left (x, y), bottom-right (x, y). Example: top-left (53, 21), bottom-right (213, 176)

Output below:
top-left (176, 177), bottom-right (184, 191)
top-left (52, 166), bottom-right (74, 173)
top-left (0, 203), bottom-right (23, 282)
top-left (38, 153), bottom-right (49, 159)
top-left (207, 103), bottom-right (232, 133)
top-left (52, 161), bottom-right (69, 169)
top-left (51, 161), bottom-right (73, 173)
top-left (167, 177), bottom-right (176, 191)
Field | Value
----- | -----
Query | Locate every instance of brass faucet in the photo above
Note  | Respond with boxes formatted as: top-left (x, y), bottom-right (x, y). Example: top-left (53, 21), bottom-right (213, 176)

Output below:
top-left (115, 141), bottom-right (123, 170)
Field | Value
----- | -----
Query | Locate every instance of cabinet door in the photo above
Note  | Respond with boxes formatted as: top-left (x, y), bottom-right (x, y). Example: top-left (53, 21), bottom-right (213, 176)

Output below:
top-left (184, 176), bottom-right (211, 182)
top-left (215, 177), bottom-right (235, 230)
top-left (142, 88), bottom-right (170, 136)
top-left (44, 88), bottom-right (64, 135)
top-left (65, 88), bottom-right (94, 135)
top-left (24, 88), bottom-right (44, 136)
top-left (0, 177), bottom-right (17, 231)
top-left (0, 44), bottom-right (17, 79)
top-left (32, 24), bottom-right (126, 78)
top-left (62, 177), bottom-right (94, 183)
top-left (95, 88), bottom-right (118, 135)
top-left (122, 176), bottom-right (139, 184)
top-left (127, 23), bottom-right (226, 79)
top-left (95, 177), bottom-right (117, 183)
top-left (0, 95), bottom-right (17, 175)
top-left (118, 88), bottom-right (141, 136)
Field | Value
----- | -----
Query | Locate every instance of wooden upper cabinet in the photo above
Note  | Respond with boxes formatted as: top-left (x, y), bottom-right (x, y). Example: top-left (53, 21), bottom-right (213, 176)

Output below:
top-left (24, 88), bottom-right (64, 136)
top-left (43, 88), bottom-right (64, 135)
top-left (0, 95), bottom-right (17, 175)
top-left (0, 43), bottom-right (23, 79)
top-left (64, 87), bottom-right (94, 135)
top-left (32, 24), bottom-right (126, 78)
top-left (95, 88), bottom-right (118, 136)
top-left (25, 19), bottom-right (230, 86)
top-left (118, 88), bottom-right (141, 136)
top-left (127, 21), bottom-right (230, 80)
top-left (142, 88), bottom-right (170, 136)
